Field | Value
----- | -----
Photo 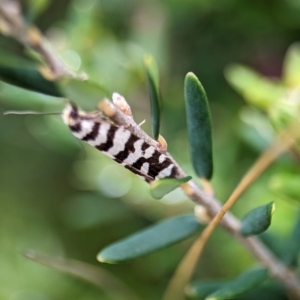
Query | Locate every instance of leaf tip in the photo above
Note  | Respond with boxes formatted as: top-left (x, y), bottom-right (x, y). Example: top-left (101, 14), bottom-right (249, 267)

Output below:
top-left (96, 252), bottom-right (116, 264)
top-left (96, 253), bottom-right (105, 263)
top-left (186, 71), bottom-right (196, 78)
top-left (270, 202), bottom-right (276, 215)
top-left (143, 54), bottom-right (153, 67)
top-left (96, 251), bottom-right (106, 262)
top-left (22, 249), bottom-right (37, 259)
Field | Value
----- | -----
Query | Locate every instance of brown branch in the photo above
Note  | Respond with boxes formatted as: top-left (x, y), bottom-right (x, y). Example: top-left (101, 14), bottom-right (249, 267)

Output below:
top-left (164, 125), bottom-right (300, 300)
top-left (100, 99), bottom-right (300, 299)
top-left (0, 0), bottom-right (87, 80)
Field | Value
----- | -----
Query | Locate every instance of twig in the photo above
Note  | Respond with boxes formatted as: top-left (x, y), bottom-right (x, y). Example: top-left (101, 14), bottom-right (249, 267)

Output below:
top-left (163, 124), bottom-right (300, 300)
top-left (0, 0), bottom-right (87, 80)
top-left (100, 99), bottom-right (300, 299)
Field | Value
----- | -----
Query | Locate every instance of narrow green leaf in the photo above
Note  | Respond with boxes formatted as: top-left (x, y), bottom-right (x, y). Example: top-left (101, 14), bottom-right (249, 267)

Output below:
top-left (150, 176), bottom-right (192, 199)
top-left (283, 213), bottom-right (300, 267)
top-left (184, 72), bottom-right (213, 180)
top-left (185, 281), bottom-right (226, 300)
top-left (23, 249), bottom-right (139, 300)
top-left (236, 283), bottom-right (289, 300)
top-left (97, 214), bottom-right (202, 263)
top-left (269, 172), bottom-right (300, 202)
top-left (187, 280), bottom-right (287, 300)
top-left (283, 42), bottom-right (300, 87)
top-left (27, 0), bottom-right (51, 21)
top-left (241, 202), bottom-right (275, 236)
top-left (206, 267), bottom-right (268, 300)
top-left (0, 49), bottom-right (33, 67)
top-left (224, 64), bottom-right (285, 110)
top-left (0, 66), bottom-right (62, 97)
top-left (144, 55), bottom-right (160, 140)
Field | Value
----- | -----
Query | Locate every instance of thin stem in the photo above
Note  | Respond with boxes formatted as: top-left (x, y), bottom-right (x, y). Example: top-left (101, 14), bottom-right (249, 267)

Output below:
top-left (0, 0), bottom-right (86, 80)
top-left (102, 100), bottom-right (300, 299)
top-left (163, 124), bottom-right (300, 300)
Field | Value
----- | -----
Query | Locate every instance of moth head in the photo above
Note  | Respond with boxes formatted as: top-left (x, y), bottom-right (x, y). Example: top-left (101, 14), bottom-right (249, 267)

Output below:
top-left (62, 103), bottom-right (80, 126)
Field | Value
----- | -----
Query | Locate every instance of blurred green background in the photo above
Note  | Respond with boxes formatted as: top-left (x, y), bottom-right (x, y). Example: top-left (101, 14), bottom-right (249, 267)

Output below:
top-left (1, 0), bottom-right (300, 299)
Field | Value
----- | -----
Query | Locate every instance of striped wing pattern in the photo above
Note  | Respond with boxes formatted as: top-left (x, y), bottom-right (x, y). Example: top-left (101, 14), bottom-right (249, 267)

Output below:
top-left (63, 104), bottom-right (179, 183)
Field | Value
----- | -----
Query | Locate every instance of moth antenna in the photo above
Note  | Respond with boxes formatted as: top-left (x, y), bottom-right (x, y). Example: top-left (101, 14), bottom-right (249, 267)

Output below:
top-left (3, 110), bottom-right (61, 116)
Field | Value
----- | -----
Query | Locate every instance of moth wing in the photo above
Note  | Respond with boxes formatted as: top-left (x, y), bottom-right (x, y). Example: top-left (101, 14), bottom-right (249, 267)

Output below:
top-left (119, 161), bottom-right (154, 183)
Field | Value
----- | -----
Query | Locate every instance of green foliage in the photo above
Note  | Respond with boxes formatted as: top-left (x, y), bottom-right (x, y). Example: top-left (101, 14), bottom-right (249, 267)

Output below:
top-left (0, 66), bottom-right (62, 97)
top-left (150, 176), bottom-right (192, 199)
top-left (225, 64), bottom-right (285, 110)
top-left (241, 202), bottom-right (275, 236)
top-left (143, 55), bottom-right (161, 140)
top-left (185, 281), bottom-right (225, 300)
top-left (205, 267), bottom-right (268, 300)
top-left (269, 172), bottom-right (300, 202)
top-left (1, 1), bottom-right (300, 299)
top-left (186, 280), bottom-right (288, 300)
top-left (283, 213), bottom-right (300, 267)
top-left (184, 72), bottom-right (213, 180)
top-left (23, 249), bottom-right (139, 300)
top-left (0, 68), bottom-right (108, 111)
top-left (225, 42), bottom-right (300, 133)
top-left (283, 43), bottom-right (300, 87)
top-left (97, 214), bottom-right (203, 263)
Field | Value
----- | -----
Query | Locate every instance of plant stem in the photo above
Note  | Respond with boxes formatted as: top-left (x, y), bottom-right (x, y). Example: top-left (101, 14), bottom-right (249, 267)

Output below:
top-left (0, 0), bottom-right (86, 79)
top-left (103, 100), bottom-right (300, 299)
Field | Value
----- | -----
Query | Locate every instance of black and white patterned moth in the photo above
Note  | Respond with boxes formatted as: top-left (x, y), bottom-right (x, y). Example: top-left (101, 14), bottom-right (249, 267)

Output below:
top-left (62, 103), bottom-right (179, 183)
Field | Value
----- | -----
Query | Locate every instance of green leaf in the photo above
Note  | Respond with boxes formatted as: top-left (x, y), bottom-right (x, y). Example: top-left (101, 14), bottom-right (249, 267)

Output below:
top-left (144, 55), bottom-right (161, 140)
top-left (23, 249), bottom-right (139, 300)
top-left (241, 202), bottom-right (275, 237)
top-left (184, 72), bottom-right (213, 180)
top-left (0, 49), bottom-right (33, 68)
top-left (283, 42), bottom-right (300, 87)
top-left (185, 281), bottom-right (226, 300)
top-left (0, 66), bottom-right (62, 97)
top-left (206, 267), bottom-right (268, 300)
top-left (269, 172), bottom-right (300, 202)
top-left (283, 213), bottom-right (300, 267)
top-left (27, 0), bottom-right (51, 21)
top-left (97, 214), bottom-right (202, 263)
top-left (150, 176), bottom-right (192, 199)
top-left (0, 66), bottom-right (107, 108)
top-left (237, 107), bottom-right (275, 152)
top-left (236, 282), bottom-right (289, 300)
top-left (187, 280), bottom-right (287, 300)
top-left (224, 64), bottom-right (285, 110)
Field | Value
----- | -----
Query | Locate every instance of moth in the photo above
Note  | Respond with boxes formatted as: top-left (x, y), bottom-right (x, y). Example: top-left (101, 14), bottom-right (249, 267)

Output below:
top-left (62, 103), bottom-right (179, 183)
